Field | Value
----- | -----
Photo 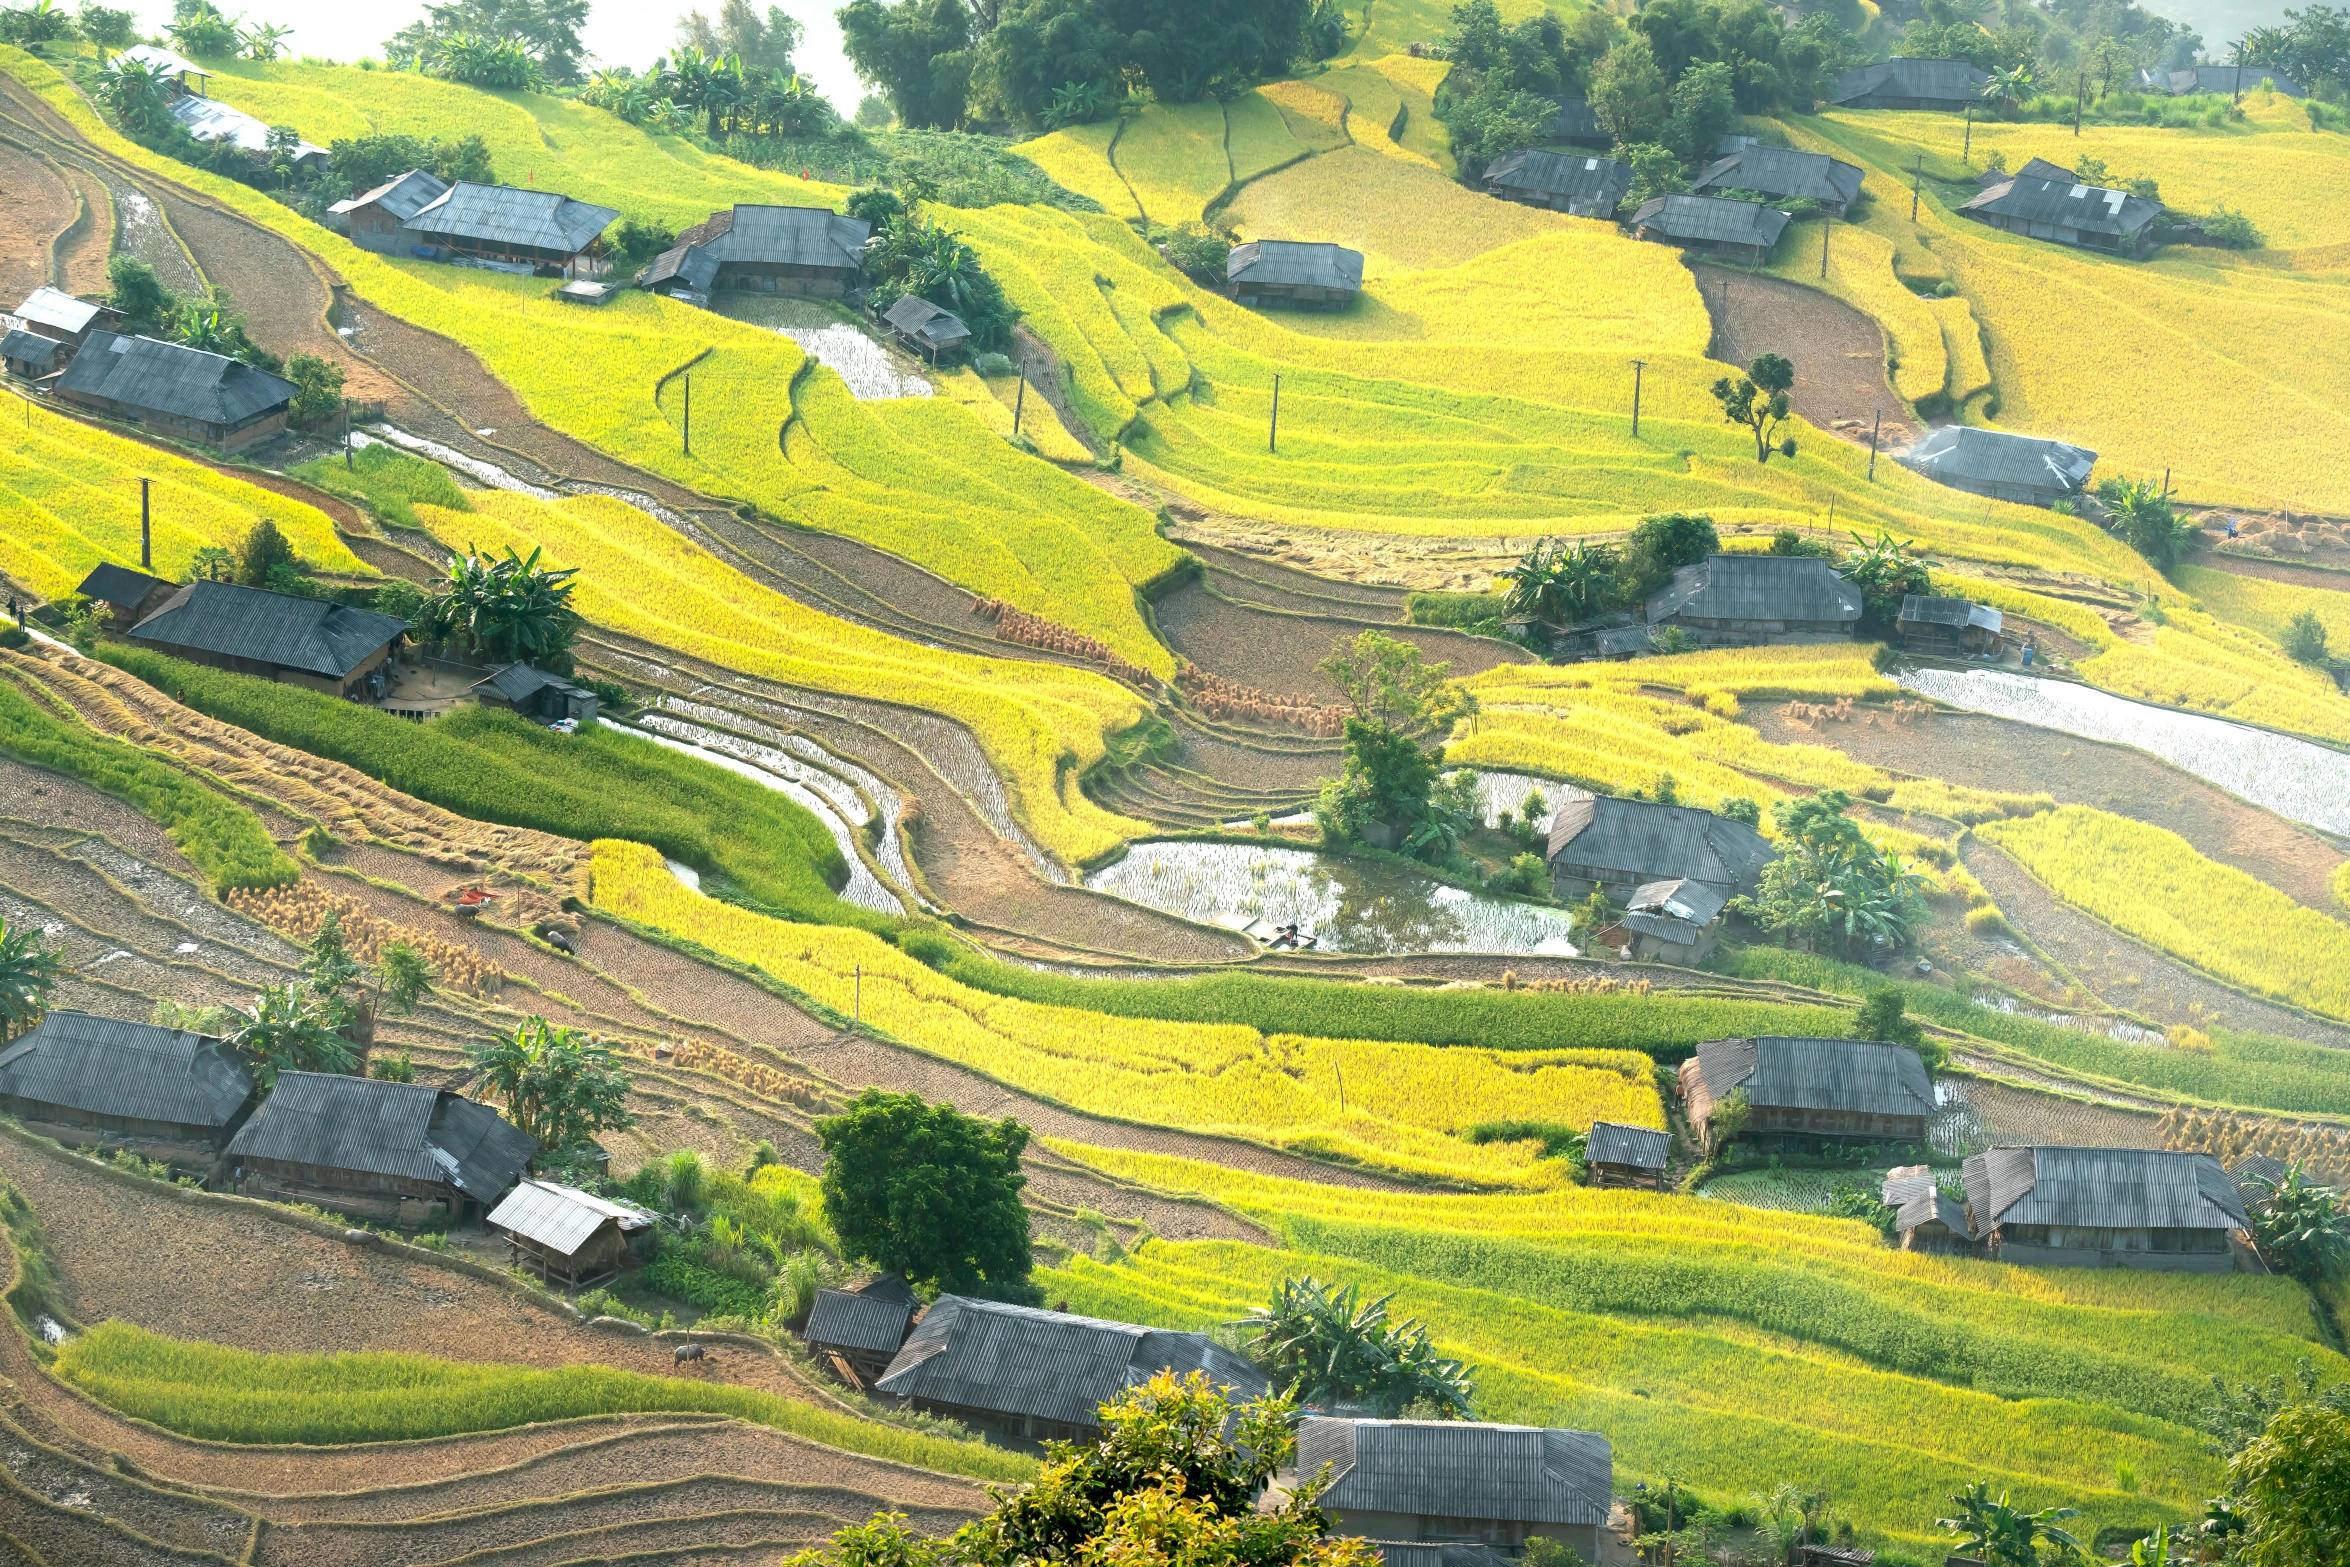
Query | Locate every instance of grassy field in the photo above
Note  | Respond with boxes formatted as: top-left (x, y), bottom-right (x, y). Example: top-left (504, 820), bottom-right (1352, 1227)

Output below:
top-left (1784, 107), bottom-right (2350, 517)
top-left (55, 1319), bottom-right (1035, 1481)
top-left (592, 838), bottom-right (1663, 1186)
top-left (0, 395), bottom-right (367, 602)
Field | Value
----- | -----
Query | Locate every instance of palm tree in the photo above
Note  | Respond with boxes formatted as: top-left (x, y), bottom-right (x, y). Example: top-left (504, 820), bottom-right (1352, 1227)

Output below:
top-left (0, 915), bottom-right (62, 1042)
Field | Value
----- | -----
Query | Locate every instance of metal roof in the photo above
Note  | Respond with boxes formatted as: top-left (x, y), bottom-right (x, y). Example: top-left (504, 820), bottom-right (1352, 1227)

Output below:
top-left (487, 1179), bottom-right (649, 1255)
top-left (75, 564), bottom-right (171, 606)
top-left (2013, 157), bottom-right (2075, 182)
top-left (1829, 57), bottom-right (1989, 105)
top-left (1962, 1146), bottom-right (2247, 1237)
top-left (57, 331), bottom-right (298, 428)
top-left (1483, 150), bottom-right (1631, 208)
top-left (1543, 96), bottom-right (1604, 141)
top-left (1299, 1417), bottom-right (1613, 1528)
top-left (2230, 1154), bottom-right (2289, 1206)
top-left (679, 204), bottom-right (872, 271)
top-left (118, 43), bottom-right (209, 78)
top-left (1547, 796), bottom-right (1773, 891)
top-left (1647, 554), bottom-right (1864, 626)
top-left (472, 661), bottom-right (585, 704)
top-left (876, 1295), bottom-right (1268, 1426)
top-left (1228, 240), bottom-right (1364, 292)
top-left (642, 241), bottom-right (721, 292)
top-left (807, 1286), bottom-right (919, 1355)
top-left (1692, 145), bottom-right (1864, 207)
top-left (883, 294), bottom-right (970, 343)
top-left (0, 1010), bottom-right (253, 1129)
top-left (1960, 175), bottom-right (2163, 237)
top-left (1903, 425), bottom-right (2096, 495)
top-left (1898, 594), bottom-right (2002, 633)
top-left (169, 94), bottom-right (326, 162)
top-left (1586, 1120), bottom-right (1670, 1170)
top-left (2170, 65), bottom-right (2301, 96)
top-left (227, 1072), bottom-right (535, 1200)
top-left (131, 580), bottom-right (408, 679)
top-left (0, 329), bottom-right (62, 366)
top-left (1630, 194), bottom-right (1790, 249)
top-left (329, 168), bottom-right (450, 223)
top-left (405, 182), bottom-right (619, 255)
top-left (1616, 877), bottom-right (1728, 946)
top-left (1881, 1171), bottom-right (1969, 1234)
top-left (1692, 1036), bottom-right (1935, 1120)
top-left (13, 287), bottom-right (106, 335)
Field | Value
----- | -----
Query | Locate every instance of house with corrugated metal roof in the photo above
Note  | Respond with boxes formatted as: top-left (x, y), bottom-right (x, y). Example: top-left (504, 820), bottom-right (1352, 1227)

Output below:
top-left (9, 286), bottom-right (120, 354)
top-left (398, 182), bottom-right (619, 275)
top-left (2163, 64), bottom-right (2301, 97)
top-left (1961, 1145), bottom-right (2246, 1270)
top-left (1880, 1166), bottom-right (1971, 1254)
top-left (117, 43), bottom-right (211, 93)
top-left (130, 580), bottom-right (409, 699)
top-left (488, 1179), bottom-right (653, 1286)
top-left (0, 328), bottom-right (64, 380)
top-left (806, 1273), bottom-right (919, 1385)
top-left (1594, 876), bottom-right (1729, 963)
top-left (1228, 240), bottom-right (1364, 309)
top-left (470, 661), bottom-right (599, 724)
top-left (1895, 593), bottom-right (2004, 657)
top-left (641, 205), bottom-right (872, 299)
top-left (0, 1011), bottom-right (259, 1167)
top-left (1645, 554), bottom-right (1864, 647)
top-left (328, 169), bottom-right (452, 253)
top-left (1584, 1121), bottom-right (1671, 1190)
top-left (1679, 1036), bottom-right (1935, 1148)
top-left (54, 332), bottom-right (298, 453)
top-left (225, 1071), bottom-right (536, 1225)
top-left (881, 294), bottom-right (971, 362)
top-left (1540, 95), bottom-right (1608, 147)
top-left (1292, 1416), bottom-right (1614, 1563)
top-left (1960, 173), bottom-right (2163, 256)
top-left (1483, 150), bottom-right (1631, 217)
top-left (74, 564), bottom-right (176, 629)
top-left (1829, 58), bottom-right (1991, 111)
top-left (1901, 425), bottom-right (2097, 507)
top-left (1628, 194), bottom-right (1789, 264)
top-left (874, 1295), bottom-right (1268, 1445)
top-left (1546, 796), bottom-right (1771, 904)
top-left (1691, 145), bottom-right (1865, 214)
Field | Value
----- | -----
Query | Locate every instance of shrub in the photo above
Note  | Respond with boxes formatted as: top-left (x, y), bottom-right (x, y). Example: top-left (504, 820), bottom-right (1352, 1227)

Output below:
top-left (1964, 904), bottom-right (2012, 938)
top-left (641, 1252), bottom-right (770, 1319)
top-left (2200, 205), bottom-right (2262, 249)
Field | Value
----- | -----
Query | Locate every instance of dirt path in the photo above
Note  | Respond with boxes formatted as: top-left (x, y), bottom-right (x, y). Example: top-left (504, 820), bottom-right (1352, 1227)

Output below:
top-left (1752, 705), bottom-right (2347, 911)
top-left (1152, 579), bottom-right (1524, 705)
top-left (0, 139), bottom-right (77, 303)
top-left (1962, 838), bottom-right (2350, 1051)
top-left (1696, 263), bottom-right (1911, 444)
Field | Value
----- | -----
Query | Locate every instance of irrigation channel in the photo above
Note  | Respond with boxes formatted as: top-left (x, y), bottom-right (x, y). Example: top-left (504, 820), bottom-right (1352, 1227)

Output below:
top-left (1898, 667), bottom-right (2350, 836)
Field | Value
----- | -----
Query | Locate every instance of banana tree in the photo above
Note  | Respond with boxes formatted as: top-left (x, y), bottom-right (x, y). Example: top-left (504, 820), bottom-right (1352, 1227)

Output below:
top-left (0, 916), bottom-right (61, 1042)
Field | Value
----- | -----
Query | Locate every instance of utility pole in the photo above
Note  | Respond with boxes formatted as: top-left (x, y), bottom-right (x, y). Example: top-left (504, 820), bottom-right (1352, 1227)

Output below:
top-left (2162, 466), bottom-right (2171, 498)
top-left (1910, 153), bottom-right (1923, 221)
top-left (1867, 411), bottom-right (1881, 482)
top-left (1630, 358), bottom-right (1646, 437)
top-left (2075, 73), bottom-right (2086, 136)
top-left (682, 373), bottom-right (691, 455)
top-left (1013, 373), bottom-right (1025, 435)
top-left (139, 478), bottom-right (151, 570)
top-left (1963, 105), bottom-right (1973, 164)
top-left (1819, 216), bottom-right (1831, 279)
top-left (343, 404), bottom-right (352, 471)
top-left (2235, 43), bottom-right (2245, 103)
top-left (853, 964), bottom-right (861, 1027)
top-left (1268, 373), bottom-right (1281, 453)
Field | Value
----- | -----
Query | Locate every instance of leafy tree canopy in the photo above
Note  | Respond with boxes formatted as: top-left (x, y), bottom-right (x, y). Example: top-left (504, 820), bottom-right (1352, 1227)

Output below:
top-left (815, 1088), bottom-right (1035, 1299)
top-left (385, 0), bottom-right (591, 83)
top-left (0, 916), bottom-right (62, 1042)
top-left (2246, 1161), bottom-right (2348, 1283)
top-left (1239, 1275), bottom-right (1478, 1417)
top-left (2098, 476), bottom-right (2195, 573)
top-left (423, 544), bottom-right (583, 668)
top-left (1739, 790), bottom-right (1930, 957)
top-left (1712, 354), bottom-right (1797, 463)
top-left (463, 1016), bottom-right (635, 1156)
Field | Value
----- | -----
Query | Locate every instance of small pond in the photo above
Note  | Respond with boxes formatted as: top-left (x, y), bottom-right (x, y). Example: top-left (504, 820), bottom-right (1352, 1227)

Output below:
top-left (1897, 667), bottom-right (2350, 837)
top-left (1084, 841), bottom-right (1580, 957)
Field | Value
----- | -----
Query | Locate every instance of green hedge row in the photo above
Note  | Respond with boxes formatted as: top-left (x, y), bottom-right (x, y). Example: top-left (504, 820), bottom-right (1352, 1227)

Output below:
top-left (0, 667), bottom-right (295, 893)
top-left (102, 647), bottom-right (889, 932)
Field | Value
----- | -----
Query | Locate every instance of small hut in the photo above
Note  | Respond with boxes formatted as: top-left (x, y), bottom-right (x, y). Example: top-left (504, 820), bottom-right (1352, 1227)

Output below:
top-left (805, 1273), bottom-right (919, 1386)
top-left (0, 329), bottom-right (65, 380)
top-left (1900, 426), bottom-right (2097, 508)
top-left (487, 1179), bottom-right (653, 1287)
top-left (1482, 150), bottom-right (1631, 217)
top-left (1226, 240), bottom-right (1363, 310)
top-left (1680, 1036), bottom-right (1934, 1149)
top-left (470, 662), bottom-right (600, 724)
top-left (1627, 195), bottom-right (1789, 265)
top-left (1645, 555), bottom-right (1863, 647)
top-left (1880, 1166), bottom-right (1972, 1254)
top-left (1961, 1145), bottom-right (2247, 1270)
top-left (1896, 595), bottom-right (2004, 657)
top-left (1294, 1416), bottom-right (1614, 1563)
top-left (1596, 877), bottom-right (1729, 964)
top-left (1584, 1121), bottom-right (1671, 1190)
top-left (882, 295), bottom-right (972, 364)
top-left (74, 564), bottom-right (176, 629)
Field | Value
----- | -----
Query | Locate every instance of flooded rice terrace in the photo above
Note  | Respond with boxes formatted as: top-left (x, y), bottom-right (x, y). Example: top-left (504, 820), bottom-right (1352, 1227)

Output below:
top-left (774, 322), bottom-right (933, 400)
top-left (1898, 667), bottom-right (2350, 836)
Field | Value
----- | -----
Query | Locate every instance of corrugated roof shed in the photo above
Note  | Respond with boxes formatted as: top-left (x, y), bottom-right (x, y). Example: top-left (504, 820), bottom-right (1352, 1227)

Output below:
top-left (57, 332), bottom-right (298, 428)
top-left (1960, 176), bottom-right (2163, 237)
top-left (169, 94), bottom-right (326, 162)
top-left (472, 662), bottom-right (585, 704)
top-left (883, 294), bottom-right (970, 343)
top-left (1829, 57), bottom-right (1989, 104)
top-left (1962, 1145), bottom-right (2247, 1237)
top-left (1617, 877), bottom-right (1728, 946)
top-left (1646, 555), bottom-right (1864, 626)
top-left (680, 205), bottom-right (872, 270)
top-left (75, 564), bottom-right (171, 606)
top-left (406, 182), bottom-right (619, 255)
top-left (1631, 195), bottom-right (1790, 249)
top-left (807, 1286), bottom-right (919, 1355)
top-left (876, 1296), bottom-right (1268, 1426)
top-left (2013, 157), bottom-right (2075, 182)
top-left (329, 168), bottom-right (450, 223)
top-left (131, 581), bottom-right (408, 679)
top-left (2171, 65), bottom-right (2301, 96)
top-left (0, 1011), bottom-right (252, 1129)
top-left (225, 1072), bottom-right (535, 1200)
top-left (1547, 796), bottom-right (1773, 890)
top-left (1228, 240), bottom-right (1364, 292)
top-left (0, 329), bottom-right (63, 367)
top-left (1881, 1171), bottom-right (1969, 1235)
top-left (1897, 594), bottom-right (2003, 633)
top-left (642, 241), bottom-right (721, 293)
top-left (1903, 425), bottom-right (2097, 493)
top-left (1692, 1036), bottom-right (1935, 1119)
top-left (13, 287), bottom-right (105, 335)
top-left (487, 1179), bottom-right (650, 1256)
top-left (2230, 1153), bottom-right (2289, 1206)
top-left (1586, 1121), bottom-right (1670, 1170)
top-left (1544, 96), bottom-right (1604, 141)
top-left (1483, 150), bottom-right (1631, 208)
top-left (1299, 1416), bottom-right (1613, 1527)
top-left (118, 43), bottom-right (209, 79)
top-left (1692, 145), bottom-right (1864, 207)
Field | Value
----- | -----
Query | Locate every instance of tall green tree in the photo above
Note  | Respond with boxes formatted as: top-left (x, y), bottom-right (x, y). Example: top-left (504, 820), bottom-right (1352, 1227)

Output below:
top-left (463, 1016), bottom-right (634, 1156)
top-left (1312, 631), bottom-right (1477, 847)
top-left (839, 0), bottom-right (975, 128)
top-left (815, 1088), bottom-right (1034, 1300)
top-left (2228, 1403), bottom-right (2350, 1567)
top-left (1616, 511), bottom-right (1720, 601)
top-left (1239, 1275), bottom-right (1478, 1417)
top-left (1712, 354), bottom-right (1797, 463)
top-left (1741, 790), bottom-right (1930, 956)
top-left (384, 0), bottom-right (591, 82)
top-left (230, 982), bottom-right (361, 1089)
top-left (1502, 539), bottom-right (1617, 627)
top-left (0, 915), bottom-right (62, 1042)
top-left (1589, 31), bottom-right (1668, 145)
top-left (104, 253), bottom-right (178, 337)
top-left (237, 517), bottom-right (298, 588)
top-left (2283, 609), bottom-right (2330, 665)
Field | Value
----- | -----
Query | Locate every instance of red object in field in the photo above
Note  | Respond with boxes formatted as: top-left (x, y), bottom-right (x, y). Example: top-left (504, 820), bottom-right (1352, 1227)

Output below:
top-left (801, 167), bottom-right (811, 179)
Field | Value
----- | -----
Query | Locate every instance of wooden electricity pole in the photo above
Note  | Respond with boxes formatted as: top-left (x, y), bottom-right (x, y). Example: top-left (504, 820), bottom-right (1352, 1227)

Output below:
top-left (1867, 410), bottom-right (1882, 481)
top-left (140, 478), bottom-right (152, 570)
top-left (1963, 105), bottom-right (1973, 163)
top-left (1013, 373), bottom-right (1025, 434)
top-left (1910, 153), bottom-right (1924, 220)
top-left (1630, 358), bottom-right (1646, 436)
top-left (1269, 373), bottom-right (1281, 453)
top-left (1819, 216), bottom-right (1831, 278)
top-left (682, 373), bottom-right (691, 454)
